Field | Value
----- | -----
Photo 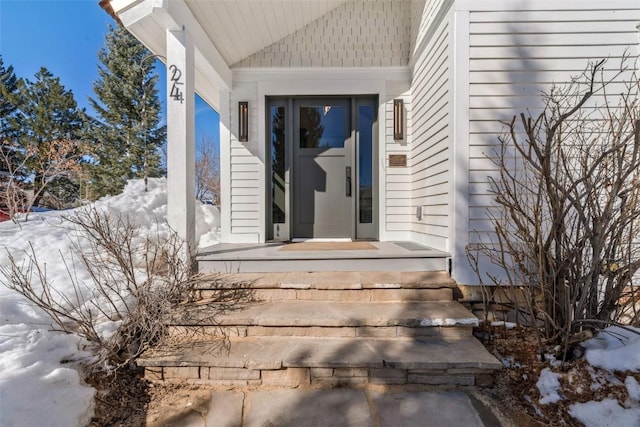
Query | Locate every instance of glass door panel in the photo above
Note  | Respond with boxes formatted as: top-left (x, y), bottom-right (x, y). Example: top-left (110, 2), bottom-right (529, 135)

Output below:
top-left (269, 101), bottom-right (289, 240)
top-left (356, 99), bottom-right (377, 239)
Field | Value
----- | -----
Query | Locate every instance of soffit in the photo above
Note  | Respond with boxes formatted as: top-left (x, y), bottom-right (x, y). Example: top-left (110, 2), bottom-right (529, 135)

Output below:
top-left (185, 0), bottom-right (348, 66)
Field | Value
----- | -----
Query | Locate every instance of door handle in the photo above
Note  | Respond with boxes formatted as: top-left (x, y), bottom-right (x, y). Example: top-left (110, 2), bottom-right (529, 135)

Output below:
top-left (346, 166), bottom-right (352, 197)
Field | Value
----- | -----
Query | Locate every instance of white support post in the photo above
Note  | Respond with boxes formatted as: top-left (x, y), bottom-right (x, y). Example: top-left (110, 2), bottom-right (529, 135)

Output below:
top-left (219, 89), bottom-right (231, 242)
top-left (166, 27), bottom-right (196, 262)
top-left (451, 9), bottom-right (471, 284)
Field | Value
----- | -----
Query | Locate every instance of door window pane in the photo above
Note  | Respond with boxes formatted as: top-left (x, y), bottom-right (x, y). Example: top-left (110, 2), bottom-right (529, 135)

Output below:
top-left (299, 105), bottom-right (346, 148)
top-left (358, 105), bottom-right (373, 224)
top-left (271, 106), bottom-right (286, 223)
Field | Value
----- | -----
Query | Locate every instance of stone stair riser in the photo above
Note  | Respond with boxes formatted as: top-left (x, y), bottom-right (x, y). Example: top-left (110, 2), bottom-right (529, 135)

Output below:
top-left (167, 325), bottom-right (473, 339)
top-left (198, 288), bottom-right (453, 302)
top-left (145, 366), bottom-right (495, 388)
top-left (195, 271), bottom-right (456, 290)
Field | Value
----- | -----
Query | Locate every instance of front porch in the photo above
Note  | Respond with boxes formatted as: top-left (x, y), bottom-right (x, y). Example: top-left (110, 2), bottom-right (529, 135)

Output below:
top-left (197, 241), bottom-right (450, 273)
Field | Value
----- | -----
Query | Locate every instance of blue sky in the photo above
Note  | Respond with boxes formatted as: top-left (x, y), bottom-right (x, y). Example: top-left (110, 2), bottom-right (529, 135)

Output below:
top-left (0, 0), bottom-right (219, 148)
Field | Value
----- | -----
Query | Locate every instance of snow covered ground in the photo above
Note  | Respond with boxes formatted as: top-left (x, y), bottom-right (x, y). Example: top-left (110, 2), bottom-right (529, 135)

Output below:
top-left (1, 179), bottom-right (639, 426)
top-left (0, 179), bottom-right (219, 426)
top-left (533, 326), bottom-right (640, 426)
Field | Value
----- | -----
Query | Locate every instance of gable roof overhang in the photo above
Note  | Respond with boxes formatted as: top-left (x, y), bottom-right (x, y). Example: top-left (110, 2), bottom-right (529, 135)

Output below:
top-left (100, 0), bottom-right (349, 111)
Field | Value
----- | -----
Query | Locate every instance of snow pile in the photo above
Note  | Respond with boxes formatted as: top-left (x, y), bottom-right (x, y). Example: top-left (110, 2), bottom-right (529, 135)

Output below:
top-left (0, 178), bottom-right (220, 426)
top-left (567, 327), bottom-right (640, 426)
top-left (581, 326), bottom-right (640, 372)
top-left (537, 368), bottom-right (562, 404)
top-left (569, 399), bottom-right (640, 427)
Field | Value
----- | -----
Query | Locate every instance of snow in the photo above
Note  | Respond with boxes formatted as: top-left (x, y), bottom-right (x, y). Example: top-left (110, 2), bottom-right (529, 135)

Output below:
top-left (627, 377), bottom-right (640, 401)
top-left (0, 178), bottom-right (220, 427)
top-left (581, 326), bottom-right (640, 372)
top-left (419, 317), bottom-right (479, 326)
top-left (569, 399), bottom-right (640, 427)
top-left (491, 321), bottom-right (517, 329)
top-left (537, 368), bottom-right (563, 404)
top-left (567, 327), bottom-right (640, 426)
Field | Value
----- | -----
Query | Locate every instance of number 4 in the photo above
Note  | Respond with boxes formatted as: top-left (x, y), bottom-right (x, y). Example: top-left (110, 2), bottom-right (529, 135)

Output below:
top-left (170, 84), bottom-right (184, 103)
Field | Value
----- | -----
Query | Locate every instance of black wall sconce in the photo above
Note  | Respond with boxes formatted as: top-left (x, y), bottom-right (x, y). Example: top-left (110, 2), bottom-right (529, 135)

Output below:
top-left (239, 101), bottom-right (248, 142)
top-left (393, 99), bottom-right (404, 141)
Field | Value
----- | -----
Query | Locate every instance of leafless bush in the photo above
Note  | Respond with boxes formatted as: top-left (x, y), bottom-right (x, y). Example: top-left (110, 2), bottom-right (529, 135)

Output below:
top-left (195, 135), bottom-right (220, 204)
top-left (468, 56), bottom-right (640, 358)
top-left (0, 207), bottom-right (242, 372)
top-left (0, 138), bottom-right (88, 223)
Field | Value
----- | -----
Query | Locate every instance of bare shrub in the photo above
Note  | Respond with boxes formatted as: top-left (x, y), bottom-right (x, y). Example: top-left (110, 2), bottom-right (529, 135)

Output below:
top-left (0, 207), bottom-right (245, 371)
top-left (468, 57), bottom-right (640, 358)
top-left (195, 135), bottom-right (220, 204)
top-left (0, 138), bottom-right (89, 222)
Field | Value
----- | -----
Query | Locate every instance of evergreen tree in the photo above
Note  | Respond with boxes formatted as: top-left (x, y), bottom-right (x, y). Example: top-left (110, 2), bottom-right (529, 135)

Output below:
top-left (87, 24), bottom-right (165, 198)
top-left (0, 56), bottom-right (19, 139)
top-left (0, 56), bottom-right (21, 176)
top-left (15, 67), bottom-right (85, 206)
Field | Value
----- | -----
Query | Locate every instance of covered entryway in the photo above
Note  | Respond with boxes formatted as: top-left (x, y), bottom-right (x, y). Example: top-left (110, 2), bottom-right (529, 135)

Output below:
top-left (267, 96), bottom-right (378, 241)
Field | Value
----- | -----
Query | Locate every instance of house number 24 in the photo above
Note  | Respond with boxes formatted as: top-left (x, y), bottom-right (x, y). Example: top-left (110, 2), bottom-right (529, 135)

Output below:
top-left (169, 64), bottom-right (184, 103)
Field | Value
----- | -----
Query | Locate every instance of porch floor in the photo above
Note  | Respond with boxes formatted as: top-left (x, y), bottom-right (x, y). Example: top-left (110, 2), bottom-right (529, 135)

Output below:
top-left (196, 241), bottom-right (450, 273)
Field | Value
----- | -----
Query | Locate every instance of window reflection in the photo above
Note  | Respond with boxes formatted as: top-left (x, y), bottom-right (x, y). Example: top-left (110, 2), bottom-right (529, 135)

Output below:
top-left (299, 106), bottom-right (346, 148)
top-left (271, 106), bottom-right (286, 223)
top-left (359, 105), bottom-right (373, 224)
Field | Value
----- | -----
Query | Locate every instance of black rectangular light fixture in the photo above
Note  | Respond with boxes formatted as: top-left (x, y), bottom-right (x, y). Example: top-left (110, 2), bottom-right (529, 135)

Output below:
top-left (393, 99), bottom-right (403, 141)
top-left (239, 101), bottom-right (248, 142)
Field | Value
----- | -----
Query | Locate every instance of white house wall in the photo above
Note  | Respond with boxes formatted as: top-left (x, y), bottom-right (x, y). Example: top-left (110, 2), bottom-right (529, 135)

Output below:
top-left (229, 81), bottom-right (263, 243)
top-left (412, 0), bottom-right (448, 57)
top-left (459, 0), bottom-right (640, 284)
top-left (407, 2), bottom-right (453, 252)
top-left (384, 82), bottom-right (412, 239)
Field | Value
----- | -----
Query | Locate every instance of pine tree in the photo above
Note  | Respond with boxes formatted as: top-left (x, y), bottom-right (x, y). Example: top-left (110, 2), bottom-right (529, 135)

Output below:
top-left (0, 56), bottom-right (21, 177)
top-left (15, 67), bottom-right (85, 207)
top-left (0, 56), bottom-right (19, 140)
top-left (87, 24), bottom-right (165, 198)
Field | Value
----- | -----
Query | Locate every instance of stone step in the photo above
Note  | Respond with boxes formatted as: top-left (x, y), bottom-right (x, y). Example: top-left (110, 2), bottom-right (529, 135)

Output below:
top-left (197, 271), bottom-right (456, 290)
top-left (194, 271), bottom-right (457, 302)
top-left (243, 287), bottom-right (453, 303)
top-left (173, 300), bottom-right (476, 327)
top-left (139, 336), bottom-right (502, 388)
top-left (168, 324), bottom-right (472, 340)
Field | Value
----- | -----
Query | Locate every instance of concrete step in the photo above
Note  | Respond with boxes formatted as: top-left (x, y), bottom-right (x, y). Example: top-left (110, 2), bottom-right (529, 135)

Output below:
top-left (139, 336), bottom-right (502, 388)
top-left (196, 242), bottom-right (449, 273)
top-left (194, 271), bottom-right (457, 302)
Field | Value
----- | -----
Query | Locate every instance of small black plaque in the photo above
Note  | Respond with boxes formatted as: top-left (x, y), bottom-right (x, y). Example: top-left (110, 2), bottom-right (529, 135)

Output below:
top-left (389, 154), bottom-right (407, 167)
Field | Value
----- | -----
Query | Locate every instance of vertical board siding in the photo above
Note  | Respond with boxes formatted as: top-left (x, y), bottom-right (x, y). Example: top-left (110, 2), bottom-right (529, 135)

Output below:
top-left (467, 6), bottom-right (640, 246)
top-left (229, 82), bottom-right (261, 240)
top-left (233, 0), bottom-right (411, 68)
top-left (409, 11), bottom-right (451, 250)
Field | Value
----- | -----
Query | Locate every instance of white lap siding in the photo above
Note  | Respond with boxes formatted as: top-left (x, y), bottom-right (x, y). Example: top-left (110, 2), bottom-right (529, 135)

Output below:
top-left (464, 1), bottom-right (640, 283)
top-left (409, 3), bottom-right (453, 251)
top-left (384, 84), bottom-right (412, 239)
top-left (229, 81), bottom-right (262, 242)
